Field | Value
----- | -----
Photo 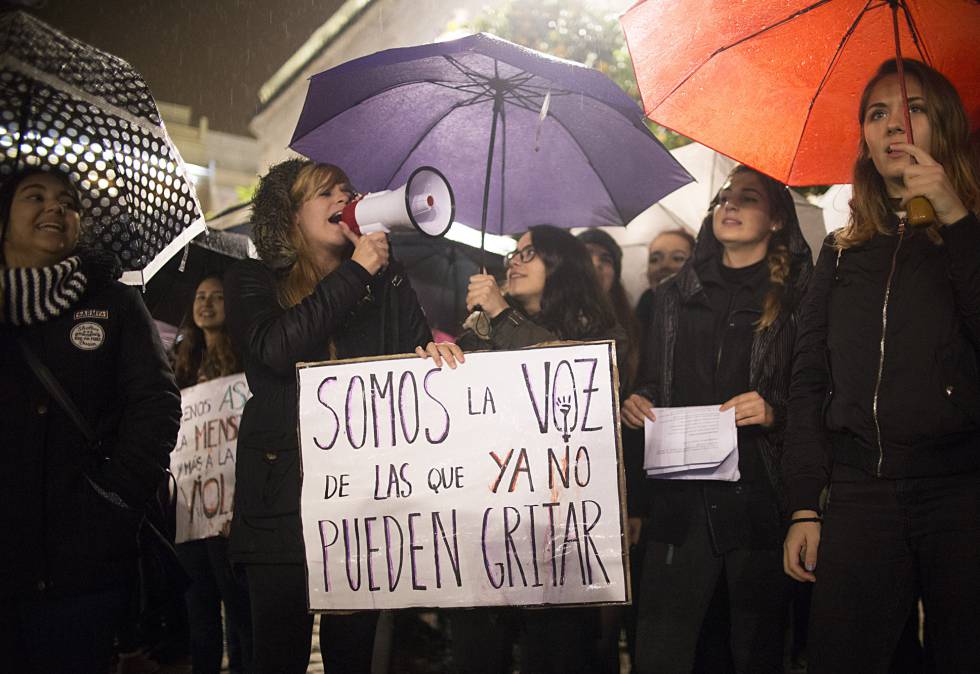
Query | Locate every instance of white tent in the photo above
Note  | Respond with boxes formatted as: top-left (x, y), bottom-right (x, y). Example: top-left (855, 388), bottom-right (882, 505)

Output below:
top-left (579, 143), bottom-right (828, 303)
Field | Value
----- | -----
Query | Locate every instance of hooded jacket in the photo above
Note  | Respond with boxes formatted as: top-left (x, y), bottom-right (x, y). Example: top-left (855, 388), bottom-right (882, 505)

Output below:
top-left (633, 200), bottom-right (812, 544)
top-left (782, 211), bottom-right (980, 514)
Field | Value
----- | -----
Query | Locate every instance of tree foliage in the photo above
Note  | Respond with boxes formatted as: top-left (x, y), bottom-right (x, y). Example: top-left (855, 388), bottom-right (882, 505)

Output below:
top-left (450, 0), bottom-right (690, 149)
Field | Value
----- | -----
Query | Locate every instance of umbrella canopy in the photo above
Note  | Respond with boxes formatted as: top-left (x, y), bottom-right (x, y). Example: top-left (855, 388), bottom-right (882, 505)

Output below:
top-left (0, 10), bottom-right (205, 284)
top-left (621, 0), bottom-right (980, 186)
top-left (290, 32), bottom-right (692, 241)
top-left (388, 230), bottom-right (504, 335)
top-left (142, 227), bottom-right (247, 328)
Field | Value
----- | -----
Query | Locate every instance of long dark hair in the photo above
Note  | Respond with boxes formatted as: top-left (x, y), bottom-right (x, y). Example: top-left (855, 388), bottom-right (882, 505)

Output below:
top-left (172, 273), bottom-right (241, 388)
top-left (520, 225), bottom-right (618, 340)
top-left (840, 58), bottom-right (980, 248)
top-left (576, 228), bottom-right (640, 391)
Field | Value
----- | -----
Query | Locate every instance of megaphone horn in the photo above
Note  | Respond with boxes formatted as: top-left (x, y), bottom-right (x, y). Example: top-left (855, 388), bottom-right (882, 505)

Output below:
top-left (338, 166), bottom-right (455, 238)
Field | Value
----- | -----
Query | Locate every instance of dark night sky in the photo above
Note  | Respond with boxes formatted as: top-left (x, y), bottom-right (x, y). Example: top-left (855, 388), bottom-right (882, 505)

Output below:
top-left (25, 0), bottom-right (346, 136)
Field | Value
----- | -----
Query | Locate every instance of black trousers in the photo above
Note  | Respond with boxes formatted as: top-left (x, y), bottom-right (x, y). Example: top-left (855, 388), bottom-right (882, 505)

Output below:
top-left (0, 586), bottom-right (126, 673)
top-left (447, 606), bottom-right (595, 674)
top-left (244, 562), bottom-right (378, 674)
top-left (177, 537), bottom-right (252, 674)
top-left (633, 502), bottom-right (790, 674)
top-left (808, 465), bottom-right (980, 674)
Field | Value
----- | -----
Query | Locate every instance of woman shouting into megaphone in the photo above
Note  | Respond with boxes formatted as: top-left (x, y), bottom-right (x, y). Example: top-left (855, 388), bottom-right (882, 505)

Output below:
top-left (224, 159), bottom-right (460, 674)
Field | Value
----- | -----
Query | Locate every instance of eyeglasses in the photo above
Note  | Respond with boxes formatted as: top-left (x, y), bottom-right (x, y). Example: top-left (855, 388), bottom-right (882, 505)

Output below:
top-left (504, 245), bottom-right (536, 267)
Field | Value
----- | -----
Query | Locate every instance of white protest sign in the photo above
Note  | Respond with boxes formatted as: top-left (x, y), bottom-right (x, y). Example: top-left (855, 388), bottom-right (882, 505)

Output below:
top-left (170, 373), bottom-right (250, 543)
top-left (297, 341), bottom-right (628, 611)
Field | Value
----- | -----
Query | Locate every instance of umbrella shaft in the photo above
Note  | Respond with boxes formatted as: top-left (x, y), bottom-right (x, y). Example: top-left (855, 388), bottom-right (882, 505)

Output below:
top-left (480, 94), bottom-right (504, 270)
top-left (890, 1), bottom-right (914, 146)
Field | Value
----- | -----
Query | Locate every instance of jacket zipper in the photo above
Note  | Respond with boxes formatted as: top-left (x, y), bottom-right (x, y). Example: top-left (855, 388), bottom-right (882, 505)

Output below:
top-left (872, 218), bottom-right (906, 476)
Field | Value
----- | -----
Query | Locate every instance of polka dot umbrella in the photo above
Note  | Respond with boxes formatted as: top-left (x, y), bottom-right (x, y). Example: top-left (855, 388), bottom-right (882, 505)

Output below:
top-left (0, 10), bottom-right (205, 285)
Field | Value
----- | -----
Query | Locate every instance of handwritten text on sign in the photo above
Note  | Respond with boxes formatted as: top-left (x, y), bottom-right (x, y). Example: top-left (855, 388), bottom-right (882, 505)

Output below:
top-left (171, 373), bottom-right (250, 543)
top-left (297, 342), bottom-right (627, 610)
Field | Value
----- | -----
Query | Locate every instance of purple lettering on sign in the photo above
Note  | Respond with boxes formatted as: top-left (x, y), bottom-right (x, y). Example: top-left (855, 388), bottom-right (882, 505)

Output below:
top-left (319, 520), bottom-right (339, 592)
top-left (407, 512), bottom-right (426, 590)
top-left (481, 507), bottom-right (504, 589)
top-left (431, 509), bottom-right (462, 588)
top-left (345, 375), bottom-right (367, 449)
top-left (314, 376), bottom-right (340, 450)
top-left (369, 372), bottom-right (396, 448)
top-left (365, 516), bottom-right (380, 591)
top-left (574, 357), bottom-right (602, 432)
top-left (582, 500), bottom-right (610, 584)
top-left (344, 518), bottom-right (363, 590)
top-left (384, 515), bottom-right (404, 592)
top-left (422, 368), bottom-right (450, 444)
top-left (398, 371), bottom-right (420, 444)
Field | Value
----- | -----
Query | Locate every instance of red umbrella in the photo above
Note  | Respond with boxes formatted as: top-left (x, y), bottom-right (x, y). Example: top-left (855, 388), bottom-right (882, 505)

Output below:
top-left (620, 0), bottom-right (979, 187)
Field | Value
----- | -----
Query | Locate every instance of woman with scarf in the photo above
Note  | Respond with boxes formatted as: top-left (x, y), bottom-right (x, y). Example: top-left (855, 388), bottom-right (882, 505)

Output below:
top-left (782, 58), bottom-right (980, 673)
top-left (0, 167), bottom-right (181, 673)
top-left (622, 165), bottom-right (812, 673)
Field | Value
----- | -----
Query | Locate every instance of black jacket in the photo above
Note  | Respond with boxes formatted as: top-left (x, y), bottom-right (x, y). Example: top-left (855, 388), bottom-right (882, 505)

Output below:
top-left (457, 305), bottom-right (627, 366)
top-left (224, 258), bottom-right (431, 563)
top-left (783, 212), bottom-right (980, 514)
top-left (0, 281), bottom-right (180, 598)
top-left (633, 213), bottom-right (812, 548)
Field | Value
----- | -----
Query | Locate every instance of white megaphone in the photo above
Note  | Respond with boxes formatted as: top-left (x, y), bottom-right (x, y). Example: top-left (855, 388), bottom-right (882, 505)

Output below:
top-left (332, 166), bottom-right (455, 238)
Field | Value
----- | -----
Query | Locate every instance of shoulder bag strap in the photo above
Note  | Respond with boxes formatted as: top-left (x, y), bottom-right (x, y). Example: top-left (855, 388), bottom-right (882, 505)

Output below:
top-left (17, 337), bottom-right (134, 510)
top-left (17, 337), bottom-right (97, 444)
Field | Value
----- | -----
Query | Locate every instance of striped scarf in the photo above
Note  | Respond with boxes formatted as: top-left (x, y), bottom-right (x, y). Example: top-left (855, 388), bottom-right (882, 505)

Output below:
top-left (1, 256), bottom-right (88, 325)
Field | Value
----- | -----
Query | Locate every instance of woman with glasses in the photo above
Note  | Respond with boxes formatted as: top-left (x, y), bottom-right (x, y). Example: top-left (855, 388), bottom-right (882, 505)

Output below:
top-left (449, 225), bottom-right (624, 674)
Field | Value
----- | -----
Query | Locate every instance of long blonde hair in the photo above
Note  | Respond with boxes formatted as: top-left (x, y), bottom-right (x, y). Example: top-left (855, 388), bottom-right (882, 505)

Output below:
top-left (277, 163), bottom-right (353, 308)
top-left (837, 59), bottom-right (980, 249)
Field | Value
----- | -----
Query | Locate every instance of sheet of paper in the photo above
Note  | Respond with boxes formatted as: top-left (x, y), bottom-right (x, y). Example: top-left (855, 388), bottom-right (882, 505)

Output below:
top-left (642, 405), bottom-right (739, 481)
top-left (646, 441), bottom-right (740, 482)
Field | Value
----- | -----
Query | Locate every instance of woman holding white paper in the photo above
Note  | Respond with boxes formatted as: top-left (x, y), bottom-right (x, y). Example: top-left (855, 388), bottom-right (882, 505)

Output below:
top-left (453, 224), bottom-right (624, 674)
top-left (622, 165), bottom-right (812, 673)
top-left (224, 159), bottom-right (458, 674)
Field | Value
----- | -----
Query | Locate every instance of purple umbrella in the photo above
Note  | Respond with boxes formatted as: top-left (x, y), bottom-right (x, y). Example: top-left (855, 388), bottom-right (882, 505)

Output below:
top-left (290, 33), bottom-right (692, 254)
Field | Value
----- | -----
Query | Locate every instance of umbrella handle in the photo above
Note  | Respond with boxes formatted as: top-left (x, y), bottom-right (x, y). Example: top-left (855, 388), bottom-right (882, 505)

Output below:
top-left (906, 197), bottom-right (936, 228)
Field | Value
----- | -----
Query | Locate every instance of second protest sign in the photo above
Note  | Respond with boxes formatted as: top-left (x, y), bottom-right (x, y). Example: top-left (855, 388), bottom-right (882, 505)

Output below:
top-left (297, 341), bottom-right (628, 611)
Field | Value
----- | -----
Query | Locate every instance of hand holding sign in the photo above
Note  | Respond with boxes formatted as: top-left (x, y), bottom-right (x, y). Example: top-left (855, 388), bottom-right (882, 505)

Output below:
top-left (296, 342), bottom-right (628, 611)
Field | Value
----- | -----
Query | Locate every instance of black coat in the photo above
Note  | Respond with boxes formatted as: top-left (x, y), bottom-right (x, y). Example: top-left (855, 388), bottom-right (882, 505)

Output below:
top-left (633, 213), bottom-right (812, 548)
top-left (0, 282), bottom-right (181, 598)
top-left (782, 212), bottom-right (980, 514)
top-left (224, 258), bottom-right (432, 564)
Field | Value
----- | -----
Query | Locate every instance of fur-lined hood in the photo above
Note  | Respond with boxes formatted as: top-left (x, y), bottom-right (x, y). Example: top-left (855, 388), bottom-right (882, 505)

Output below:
top-left (249, 158), bottom-right (307, 271)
